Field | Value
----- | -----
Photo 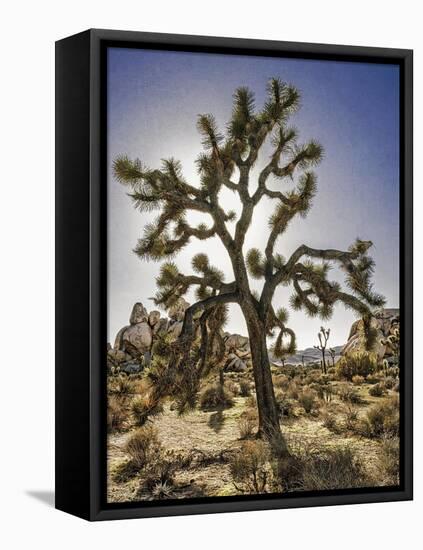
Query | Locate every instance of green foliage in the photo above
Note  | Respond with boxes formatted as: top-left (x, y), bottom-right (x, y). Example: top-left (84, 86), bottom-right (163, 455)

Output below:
top-left (336, 351), bottom-right (377, 381)
top-left (246, 248), bottom-right (265, 279)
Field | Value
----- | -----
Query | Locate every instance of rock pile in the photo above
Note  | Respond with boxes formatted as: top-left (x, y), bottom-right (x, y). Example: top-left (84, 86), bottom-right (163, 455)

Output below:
top-left (341, 308), bottom-right (399, 365)
top-left (107, 298), bottom-right (252, 374)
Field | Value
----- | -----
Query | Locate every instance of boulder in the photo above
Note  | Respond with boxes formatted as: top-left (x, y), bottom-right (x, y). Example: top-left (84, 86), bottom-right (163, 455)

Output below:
top-left (120, 361), bottom-right (143, 375)
top-left (129, 302), bottom-right (148, 325)
top-left (224, 353), bottom-right (247, 372)
top-left (114, 325), bottom-right (129, 350)
top-left (148, 310), bottom-right (161, 327)
top-left (225, 333), bottom-right (249, 351)
top-left (122, 322), bottom-right (152, 352)
top-left (108, 348), bottom-right (131, 364)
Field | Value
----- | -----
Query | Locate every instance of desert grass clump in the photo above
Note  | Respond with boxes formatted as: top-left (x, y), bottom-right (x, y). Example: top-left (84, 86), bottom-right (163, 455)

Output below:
top-left (108, 375), bottom-right (135, 396)
top-left (322, 411), bottom-right (337, 432)
top-left (337, 383), bottom-right (362, 404)
top-left (336, 351), bottom-right (376, 381)
top-left (376, 436), bottom-right (400, 485)
top-left (239, 380), bottom-right (252, 397)
top-left (107, 395), bottom-right (127, 432)
top-left (287, 380), bottom-right (300, 400)
top-left (230, 441), bottom-right (272, 493)
top-left (352, 375), bottom-right (365, 385)
top-left (298, 388), bottom-right (317, 414)
top-left (238, 417), bottom-right (256, 440)
top-left (274, 390), bottom-right (294, 418)
top-left (124, 425), bottom-right (162, 468)
top-left (199, 384), bottom-right (234, 410)
top-left (343, 404), bottom-right (359, 431)
top-left (299, 447), bottom-right (369, 491)
top-left (363, 395), bottom-right (399, 438)
top-left (383, 376), bottom-right (396, 390)
top-left (131, 393), bottom-right (163, 426)
top-left (369, 382), bottom-right (386, 397)
top-left (272, 374), bottom-right (289, 391)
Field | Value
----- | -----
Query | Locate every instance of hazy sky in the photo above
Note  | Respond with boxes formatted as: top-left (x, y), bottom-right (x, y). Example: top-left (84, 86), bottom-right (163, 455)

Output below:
top-left (107, 47), bottom-right (399, 349)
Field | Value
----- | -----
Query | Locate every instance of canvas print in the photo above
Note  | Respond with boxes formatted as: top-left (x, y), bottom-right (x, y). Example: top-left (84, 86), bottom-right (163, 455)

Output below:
top-left (106, 47), bottom-right (400, 503)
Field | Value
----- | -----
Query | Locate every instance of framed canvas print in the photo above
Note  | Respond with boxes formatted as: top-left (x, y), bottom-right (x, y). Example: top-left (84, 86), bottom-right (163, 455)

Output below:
top-left (55, 29), bottom-right (413, 521)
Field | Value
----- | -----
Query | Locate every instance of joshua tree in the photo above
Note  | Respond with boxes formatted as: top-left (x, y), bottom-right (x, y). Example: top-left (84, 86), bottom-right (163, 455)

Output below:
top-left (328, 347), bottom-right (336, 368)
top-left (314, 327), bottom-right (330, 374)
top-left (114, 78), bottom-right (384, 454)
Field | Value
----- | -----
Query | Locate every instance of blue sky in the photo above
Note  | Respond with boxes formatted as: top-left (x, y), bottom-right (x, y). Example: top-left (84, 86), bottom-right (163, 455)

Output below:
top-left (107, 47), bottom-right (399, 348)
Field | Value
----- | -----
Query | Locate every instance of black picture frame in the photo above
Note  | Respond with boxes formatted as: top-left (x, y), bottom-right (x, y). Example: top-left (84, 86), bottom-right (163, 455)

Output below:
top-left (55, 28), bottom-right (413, 521)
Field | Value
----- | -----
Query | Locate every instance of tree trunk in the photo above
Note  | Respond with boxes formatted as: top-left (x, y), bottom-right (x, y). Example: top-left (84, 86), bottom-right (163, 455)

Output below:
top-left (245, 313), bottom-right (289, 456)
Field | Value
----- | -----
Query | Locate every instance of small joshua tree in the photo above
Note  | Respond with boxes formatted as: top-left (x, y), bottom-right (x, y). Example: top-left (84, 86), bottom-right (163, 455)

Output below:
top-left (328, 347), bottom-right (336, 368)
top-left (314, 327), bottom-right (330, 375)
top-left (114, 78), bottom-right (385, 454)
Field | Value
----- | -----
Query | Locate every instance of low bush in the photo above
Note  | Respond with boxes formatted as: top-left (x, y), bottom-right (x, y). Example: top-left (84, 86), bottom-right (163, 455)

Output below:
top-left (383, 376), bottom-right (396, 390)
top-left (336, 351), bottom-right (376, 381)
top-left (239, 380), bottom-right (252, 397)
top-left (337, 384), bottom-right (362, 404)
top-left (363, 396), bottom-right (399, 438)
top-left (287, 381), bottom-right (300, 400)
top-left (199, 384), bottom-right (234, 410)
top-left (377, 436), bottom-right (400, 485)
top-left (131, 393), bottom-right (163, 426)
top-left (272, 374), bottom-right (289, 391)
top-left (298, 389), bottom-right (317, 414)
top-left (238, 417), bottom-right (256, 440)
top-left (369, 383), bottom-right (386, 397)
top-left (230, 441), bottom-right (272, 493)
top-left (275, 390), bottom-right (295, 418)
top-left (321, 410), bottom-right (337, 431)
top-left (299, 447), bottom-right (369, 491)
top-left (343, 404), bottom-right (358, 431)
top-left (124, 425), bottom-right (162, 468)
top-left (107, 396), bottom-right (127, 432)
top-left (352, 375), bottom-right (365, 385)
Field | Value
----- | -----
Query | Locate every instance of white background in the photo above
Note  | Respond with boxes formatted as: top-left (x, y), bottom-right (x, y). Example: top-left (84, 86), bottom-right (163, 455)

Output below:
top-left (0, 1), bottom-right (420, 548)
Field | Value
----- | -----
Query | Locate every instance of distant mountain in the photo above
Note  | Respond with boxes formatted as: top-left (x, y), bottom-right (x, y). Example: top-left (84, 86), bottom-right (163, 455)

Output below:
top-left (271, 345), bottom-right (344, 366)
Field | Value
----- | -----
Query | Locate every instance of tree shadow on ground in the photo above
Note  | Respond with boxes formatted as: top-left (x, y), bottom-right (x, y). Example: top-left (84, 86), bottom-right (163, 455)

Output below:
top-left (208, 409), bottom-right (225, 433)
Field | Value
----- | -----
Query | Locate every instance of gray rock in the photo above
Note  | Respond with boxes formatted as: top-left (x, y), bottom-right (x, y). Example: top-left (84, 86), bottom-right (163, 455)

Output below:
top-left (123, 321), bottom-right (152, 352)
top-left (120, 361), bottom-right (143, 375)
top-left (167, 321), bottom-right (183, 339)
top-left (114, 325), bottom-right (129, 350)
top-left (129, 302), bottom-right (148, 325)
top-left (153, 317), bottom-right (168, 335)
top-left (148, 310), bottom-right (161, 327)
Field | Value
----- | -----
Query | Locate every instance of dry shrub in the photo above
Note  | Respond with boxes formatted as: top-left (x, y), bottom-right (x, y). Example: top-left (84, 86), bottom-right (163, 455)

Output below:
top-left (230, 441), bottom-right (272, 493)
top-left (362, 395), bottom-right (399, 438)
top-left (274, 390), bottom-right (294, 418)
top-left (226, 381), bottom-right (240, 396)
top-left (369, 382), bottom-right (387, 397)
top-left (298, 388), bottom-right (317, 414)
top-left (337, 384), bottom-right (362, 404)
top-left (322, 411), bottom-right (337, 431)
top-left (336, 351), bottom-right (376, 381)
top-left (376, 436), bottom-right (400, 485)
top-left (352, 375), bottom-right (365, 385)
top-left (108, 375), bottom-right (135, 396)
top-left (131, 393), bottom-right (163, 426)
top-left (239, 380), bottom-right (252, 397)
top-left (287, 381), bottom-right (300, 400)
top-left (124, 425), bottom-right (162, 468)
top-left (238, 417), bottom-right (256, 440)
top-left (107, 395), bottom-right (127, 432)
top-left (199, 384), bottom-right (234, 410)
top-left (245, 395), bottom-right (257, 409)
top-left (272, 374), bottom-right (289, 391)
top-left (343, 404), bottom-right (359, 431)
top-left (383, 376), bottom-right (396, 390)
top-left (299, 447), bottom-right (369, 491)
